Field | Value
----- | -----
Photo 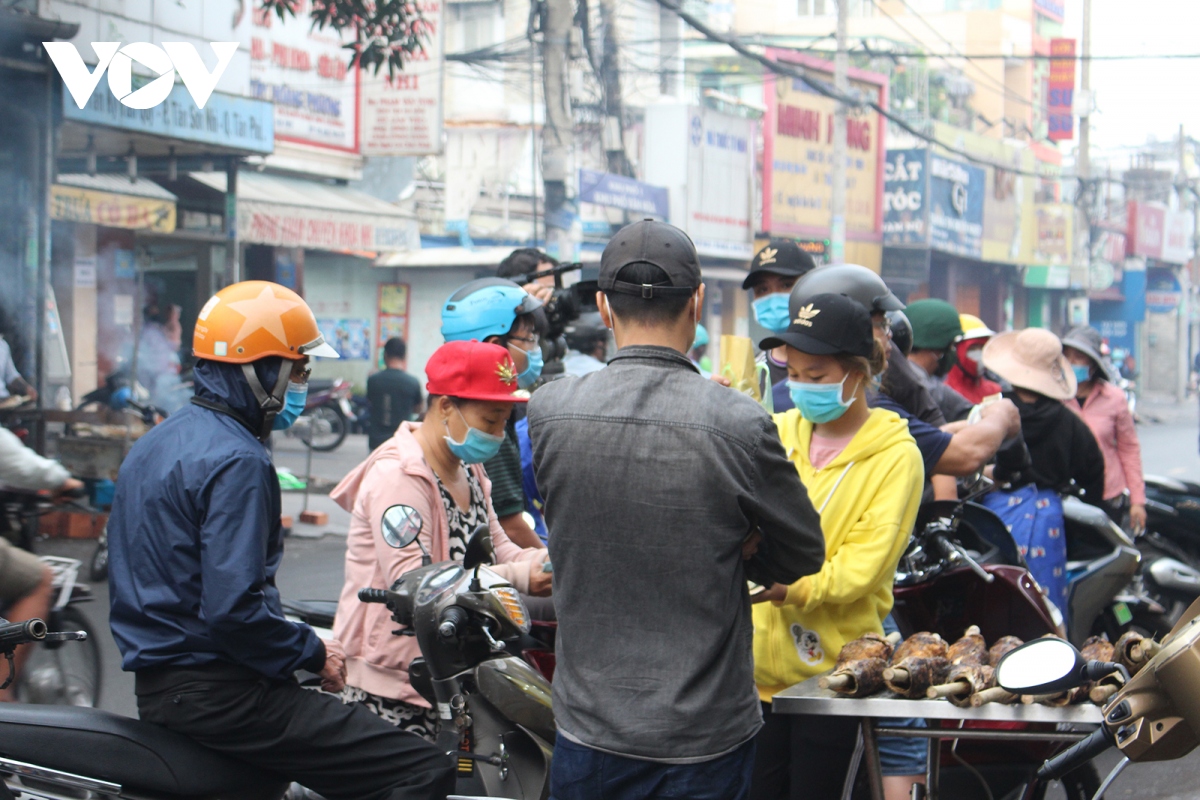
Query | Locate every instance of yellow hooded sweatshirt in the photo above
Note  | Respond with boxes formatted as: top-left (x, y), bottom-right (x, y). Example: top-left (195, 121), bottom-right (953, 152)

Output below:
top-left (753, 406), bottom-right (924, 702)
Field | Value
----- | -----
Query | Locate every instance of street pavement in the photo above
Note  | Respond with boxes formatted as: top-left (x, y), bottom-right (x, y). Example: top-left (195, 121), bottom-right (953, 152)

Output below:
top-left (38, 407), bottom-right (1200, 796)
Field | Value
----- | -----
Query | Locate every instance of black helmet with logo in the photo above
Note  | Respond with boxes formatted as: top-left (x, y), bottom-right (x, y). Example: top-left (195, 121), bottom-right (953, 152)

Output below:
top-left (789, 264), bottom-right (904, 317)
top-left (888, 311), bottom-right (913, 356)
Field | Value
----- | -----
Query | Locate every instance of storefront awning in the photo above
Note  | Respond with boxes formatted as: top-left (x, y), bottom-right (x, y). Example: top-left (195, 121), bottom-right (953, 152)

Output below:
top-left (190, 172), bottom-right (420, 254)
top-left (50, 174), bottom-right (177, 233)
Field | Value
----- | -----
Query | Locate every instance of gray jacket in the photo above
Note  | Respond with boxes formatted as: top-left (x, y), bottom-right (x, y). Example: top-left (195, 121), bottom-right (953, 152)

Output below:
top-left (527, 345), bottom-right (825, 762)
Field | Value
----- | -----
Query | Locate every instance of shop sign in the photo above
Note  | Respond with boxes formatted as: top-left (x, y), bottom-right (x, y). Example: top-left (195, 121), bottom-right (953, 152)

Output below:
top-left (1146, 267), bottom-right (1182, 313)
top-left (238, 1), bottom-right (359, 152)
top-left (883, 149), bottom-right (926, 246)
top-left (1034, 203), bottom-right (1072, 264)
top-left (1034, 0), bottom-right (1065, 22)
top-left (928, 155), bottom-right (984, 259)
top-left (239, 202), bottom-right (418, 252)
top-left (1023, 264), bottom-right (1070, 289)
top-left (1127, 201), bottom-right (1194, 264)
top-left (63, 81), bottom-right (273, 155)
top-left (49, 184), bottom-right (176, 232)
top-left (578, 169), bottom-right (669, 218)
top-left (1047, 39), bottom-right (1076, 142)
top-left (360, 0), bottom-right (444, 155)
top-left (762, 49), bottom-right (885, 241)
top-left (685, 108), bottom-right (754, 259)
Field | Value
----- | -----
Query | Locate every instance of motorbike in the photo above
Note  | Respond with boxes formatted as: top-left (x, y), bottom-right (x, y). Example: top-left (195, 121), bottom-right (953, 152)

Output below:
top-left (994, 597), bottom-right (1200, 799)
top-left (0, 489), bottom-right (103, 707)
top-left (1126, 475), bottom-right (1200, 636)
top-left (1060, 496), bottom-right (1144, 645)
top-left (357, 502), bottom-right (554, 799)
top-left (280, 378), bottom-right (355, 452)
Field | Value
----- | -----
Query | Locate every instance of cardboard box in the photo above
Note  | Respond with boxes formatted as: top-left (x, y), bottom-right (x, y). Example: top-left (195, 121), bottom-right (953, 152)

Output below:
top-left (39, 510), bottom-right (107, 539)
top-left (298, 511), bottom-right (328, 526)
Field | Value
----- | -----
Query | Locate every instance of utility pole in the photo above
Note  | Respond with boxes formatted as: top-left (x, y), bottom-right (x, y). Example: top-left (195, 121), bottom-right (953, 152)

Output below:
top-left (599, 0), bottom-right (631, 177)
top-left (1177, 124), bottom-right (1190, 403)
top-left (541, 0), bottom-right (576, 261)
top-left (830, 0), bottom-right (848, 264)
top-left (1077, 0), bottom-right (1091, 184)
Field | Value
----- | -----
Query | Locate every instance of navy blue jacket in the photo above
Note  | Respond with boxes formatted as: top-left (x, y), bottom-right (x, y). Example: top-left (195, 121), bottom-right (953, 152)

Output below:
top-left (108, 359), bottom-right (326, 678)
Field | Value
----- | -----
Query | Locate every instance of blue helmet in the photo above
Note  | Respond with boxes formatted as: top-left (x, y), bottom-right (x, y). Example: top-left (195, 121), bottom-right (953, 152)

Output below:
top-left (441, 278), bottom-right (544, 342)
top-left (693, 323), bottom-right (709, 348)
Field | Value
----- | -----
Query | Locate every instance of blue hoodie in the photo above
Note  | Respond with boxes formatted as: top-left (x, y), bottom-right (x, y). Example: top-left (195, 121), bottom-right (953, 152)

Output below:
top-left (108, 358), bottom-right (326, 678)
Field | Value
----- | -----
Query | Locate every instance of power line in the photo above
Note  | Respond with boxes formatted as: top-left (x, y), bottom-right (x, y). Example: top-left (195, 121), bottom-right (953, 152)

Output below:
top-left (654, 0), bottom-right (1051, 179)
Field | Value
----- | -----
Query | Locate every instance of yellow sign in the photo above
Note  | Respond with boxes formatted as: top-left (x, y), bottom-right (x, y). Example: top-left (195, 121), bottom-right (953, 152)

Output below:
top-left (49, 185), bottom-right (176, 233)
top-left (764, 52), bottom-right (885, 242)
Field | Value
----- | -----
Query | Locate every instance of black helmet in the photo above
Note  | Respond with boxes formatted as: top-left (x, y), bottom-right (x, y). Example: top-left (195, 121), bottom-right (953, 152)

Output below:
top-left (789, 264), bottom-right (904, 317)
top-left (888, 311), bottom-right (913, 356)
top-left (564, 311), bottom-right (608, 352)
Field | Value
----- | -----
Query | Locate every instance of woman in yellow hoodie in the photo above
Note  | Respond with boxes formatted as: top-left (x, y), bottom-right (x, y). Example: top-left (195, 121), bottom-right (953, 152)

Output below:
top-left (749, 292), bottom-right (924, 800)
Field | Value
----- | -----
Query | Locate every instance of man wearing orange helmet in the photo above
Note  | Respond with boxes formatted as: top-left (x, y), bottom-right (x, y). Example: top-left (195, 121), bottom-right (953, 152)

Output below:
top-left (107, 281), bottom-right (454, 800)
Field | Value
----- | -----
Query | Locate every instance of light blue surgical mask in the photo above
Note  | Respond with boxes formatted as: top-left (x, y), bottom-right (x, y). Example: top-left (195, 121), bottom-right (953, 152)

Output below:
top-left (1071, 364), bottom-right (1092, 384)
top-left (272, 382), bottom-right (308, 430)
top-left (517, 346), bottom-right (544, 389)
top-left (444, 407), bottom-right (506, 464)
top-left (787, 375), bottom-right (858, 424)
top-left (752, 293), bottom-right (791, 333)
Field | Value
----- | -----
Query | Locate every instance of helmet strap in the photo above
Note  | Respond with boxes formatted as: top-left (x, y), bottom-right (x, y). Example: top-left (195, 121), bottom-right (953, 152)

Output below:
top-left (242, 361), bottom-right (293, 441)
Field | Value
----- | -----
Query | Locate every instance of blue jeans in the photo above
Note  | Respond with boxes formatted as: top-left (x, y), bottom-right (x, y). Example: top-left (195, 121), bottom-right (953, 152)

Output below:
top-left (550, 734), bottom-right (755, 800)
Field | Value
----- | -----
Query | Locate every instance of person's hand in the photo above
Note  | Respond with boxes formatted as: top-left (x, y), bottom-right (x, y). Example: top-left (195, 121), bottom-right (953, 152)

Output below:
top-left (742, 531), bottom-right (761, 560)
top-left (709, 373), bottom-right (732, 387)
top-left (523, 283), bottom-right (554, 304)
top-left (752, 583), bottom-right (788, 604)
top-left (52, 478), bottom-right (85, 502)
top-left (1129, 503), bottom-right (1147, 535)
top-left (319, 638), bottom-right (347, 693)
top-left (528, 558), bottom-right (553, 596)
top-left (981, 398), bottom-right (1022, 440)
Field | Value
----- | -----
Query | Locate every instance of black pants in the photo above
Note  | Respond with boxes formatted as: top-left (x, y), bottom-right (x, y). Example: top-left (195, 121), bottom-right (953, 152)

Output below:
top-left (749, 704), bottom-right (859, 800)
top-left (136, 664), bottom-right (455, 800)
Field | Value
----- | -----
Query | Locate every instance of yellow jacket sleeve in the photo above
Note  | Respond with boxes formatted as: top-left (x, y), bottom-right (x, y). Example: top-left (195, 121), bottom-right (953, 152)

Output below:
top-left (777, 456), bottom-right (923, 612)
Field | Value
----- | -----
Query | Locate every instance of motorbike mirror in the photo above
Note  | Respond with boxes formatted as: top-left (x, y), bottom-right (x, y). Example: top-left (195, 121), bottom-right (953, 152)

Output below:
top-left (996, 638), bottom-right (1085, 695)
top-left (381, 505), bottom-right (424, 550)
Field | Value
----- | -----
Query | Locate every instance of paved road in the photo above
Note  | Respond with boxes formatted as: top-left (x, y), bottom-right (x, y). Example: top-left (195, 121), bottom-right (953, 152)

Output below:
top-left (44, 407), bottom-right (1200, 796)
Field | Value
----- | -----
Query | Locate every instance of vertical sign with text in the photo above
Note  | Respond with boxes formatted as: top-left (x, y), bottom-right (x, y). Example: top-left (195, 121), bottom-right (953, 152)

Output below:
top-left (1047, 38), bottom-right (1076, 142)
top-left (360, 1), bottom-right (445, 156)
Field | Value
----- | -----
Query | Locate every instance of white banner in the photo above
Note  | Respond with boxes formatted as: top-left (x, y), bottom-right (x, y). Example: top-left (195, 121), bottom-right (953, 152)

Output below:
top-left (360, 0), bottom-right (445, 156)
top-left (240, 201), bottom-right (419, 252)
top-left (238, 1), bottom-right (359, 152)
top-left (686, 108), bottom-right (754, 260)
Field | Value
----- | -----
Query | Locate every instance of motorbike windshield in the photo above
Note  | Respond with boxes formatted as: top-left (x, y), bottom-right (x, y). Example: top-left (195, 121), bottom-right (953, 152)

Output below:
top-left (415, 564), bottom-right (465, 605)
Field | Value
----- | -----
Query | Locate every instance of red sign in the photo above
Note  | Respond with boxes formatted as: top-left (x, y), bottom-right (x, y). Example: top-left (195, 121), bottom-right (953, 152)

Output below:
top-left (1047, 38), bottom-right (1076, 141)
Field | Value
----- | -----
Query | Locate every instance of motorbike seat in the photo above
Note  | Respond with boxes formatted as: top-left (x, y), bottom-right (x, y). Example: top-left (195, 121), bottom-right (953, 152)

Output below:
top-left (282, 598), bottom-right (338, 630)
top-left (0, 704), bottom-right (285, 799)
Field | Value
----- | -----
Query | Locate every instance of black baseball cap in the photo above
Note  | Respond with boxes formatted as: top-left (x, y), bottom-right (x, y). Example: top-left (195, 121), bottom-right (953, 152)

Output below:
top-left (759, 292), bottom-right (874, 358)
top-left (742, 239), bottom-right (817, 290)
top-left (599, 219), bottom-right (701, 298)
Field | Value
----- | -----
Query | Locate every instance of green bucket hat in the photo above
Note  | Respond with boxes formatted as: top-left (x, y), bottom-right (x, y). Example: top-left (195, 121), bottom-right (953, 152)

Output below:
top-left (906, 299), bottom-right (964, 350)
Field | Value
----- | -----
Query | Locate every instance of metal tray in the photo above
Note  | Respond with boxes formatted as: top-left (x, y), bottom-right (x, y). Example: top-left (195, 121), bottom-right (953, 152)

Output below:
top-left (772, 674), bottom-right (1104, 724)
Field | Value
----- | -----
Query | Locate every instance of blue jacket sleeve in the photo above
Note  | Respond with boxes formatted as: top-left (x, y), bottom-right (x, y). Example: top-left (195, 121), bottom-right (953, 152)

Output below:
top-left (198, 455), bottom-right (326, 678)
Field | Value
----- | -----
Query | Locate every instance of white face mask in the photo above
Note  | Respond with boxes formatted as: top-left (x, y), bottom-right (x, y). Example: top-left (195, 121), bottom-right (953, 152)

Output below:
top-left (965, 346), bottom-right (983, 365)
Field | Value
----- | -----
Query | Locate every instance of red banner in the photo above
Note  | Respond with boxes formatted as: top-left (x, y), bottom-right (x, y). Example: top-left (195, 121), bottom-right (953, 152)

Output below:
top-left (1047, 38), bottom-right (1076, 141)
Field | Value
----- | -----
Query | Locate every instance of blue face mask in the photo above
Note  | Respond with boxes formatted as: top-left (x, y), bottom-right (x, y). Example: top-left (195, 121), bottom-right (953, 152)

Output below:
top-left (444, 407), bottom-right (506, 465)
top-left (516, 346), bottom-right (544, 389)
top-left (788, 375), bottom-right (858, 424)
top-left (1071, 364), bottom-right (1092, 384)
top-left (272, 382), bottom-right (308, 430)
top-left (752, 293), bottom-right (792, 333)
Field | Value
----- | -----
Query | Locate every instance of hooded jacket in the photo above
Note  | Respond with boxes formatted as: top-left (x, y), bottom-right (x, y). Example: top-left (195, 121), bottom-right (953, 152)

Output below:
top-left (753, 407), bottom-right (924, 701)
top-left (108, 359), bottom-right (326, 678)
top-left (331, 422), bottom-right (547, 705)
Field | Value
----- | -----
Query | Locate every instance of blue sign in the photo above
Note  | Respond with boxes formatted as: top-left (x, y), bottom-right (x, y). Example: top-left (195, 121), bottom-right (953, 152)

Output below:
top-left (883, 149), bottom-right (927, 246)
top-left (928, 155), bottom-right (985, 259)
top-left (64, 82), bottom-right (275, 155)
top-left (1146, 267), bottom-right (1182, 314)
top-left (578, 169), bottom-right (669, 219)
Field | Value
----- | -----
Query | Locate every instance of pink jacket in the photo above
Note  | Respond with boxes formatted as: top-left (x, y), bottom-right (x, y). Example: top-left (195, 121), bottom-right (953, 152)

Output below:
top-left (1068, 381), bottom-right (1146, 505)
top-left (331, 422), bottom-right (547, 704)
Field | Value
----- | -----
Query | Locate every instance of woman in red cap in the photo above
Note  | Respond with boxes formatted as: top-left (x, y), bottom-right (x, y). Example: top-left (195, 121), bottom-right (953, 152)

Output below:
top-left (331, 340), bottom-right (550, 739)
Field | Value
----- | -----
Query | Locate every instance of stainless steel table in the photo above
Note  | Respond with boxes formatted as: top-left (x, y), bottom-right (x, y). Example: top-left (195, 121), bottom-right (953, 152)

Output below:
top-left (772, 675), bottom-right (1104, 800)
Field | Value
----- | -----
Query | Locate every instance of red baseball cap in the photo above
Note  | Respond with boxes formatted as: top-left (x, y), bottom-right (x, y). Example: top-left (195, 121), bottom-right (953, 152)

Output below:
top-left (425, 340), bottom-right (530, 403)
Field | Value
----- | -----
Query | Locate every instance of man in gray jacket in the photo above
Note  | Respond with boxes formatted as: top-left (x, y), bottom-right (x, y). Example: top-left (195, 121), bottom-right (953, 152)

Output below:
top-left (527, 220), bottom-right (825, 800)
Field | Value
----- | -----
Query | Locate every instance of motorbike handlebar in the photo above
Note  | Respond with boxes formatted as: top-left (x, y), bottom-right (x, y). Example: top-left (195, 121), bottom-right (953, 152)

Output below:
top-left (0, 619), bottom-right (48, 649)
top-left (1037, 725), bottom-right (1114, 781)
top-left (358, 588), bottom-right (388, 604)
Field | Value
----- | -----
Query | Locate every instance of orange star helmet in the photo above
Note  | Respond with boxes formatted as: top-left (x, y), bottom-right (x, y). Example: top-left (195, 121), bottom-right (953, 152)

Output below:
top-left (193, 281), bottom-right (340, 363)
